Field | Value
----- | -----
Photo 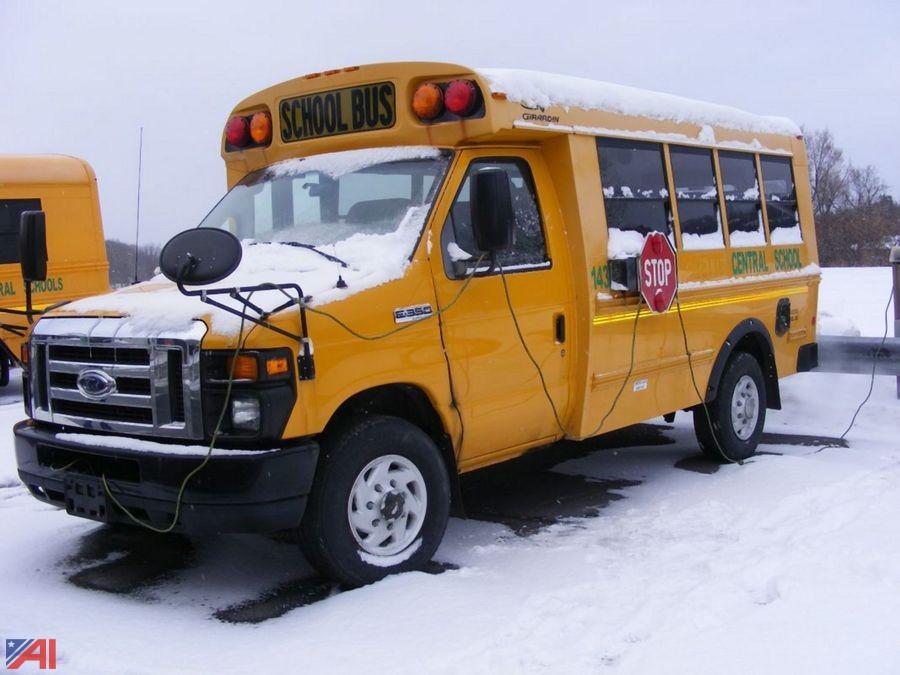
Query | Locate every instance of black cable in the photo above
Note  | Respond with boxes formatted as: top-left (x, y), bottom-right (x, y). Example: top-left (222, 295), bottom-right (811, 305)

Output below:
top-left (495, 258), bottom-right (566, 434)
top-left (674, 295), bottom-right (739, 464)
top-left (813, 284), bottom-right (895, 455)
top-left (102, 298), bottom-right (255, 533)
top-left (587, 298), bottom-right (642, 437)
top-left (304, 254), bottom-right (485, 341)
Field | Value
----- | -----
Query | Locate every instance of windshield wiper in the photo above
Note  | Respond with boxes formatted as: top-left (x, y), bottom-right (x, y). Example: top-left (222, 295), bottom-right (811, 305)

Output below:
top-left (261, 241), bottom-right (349, 268)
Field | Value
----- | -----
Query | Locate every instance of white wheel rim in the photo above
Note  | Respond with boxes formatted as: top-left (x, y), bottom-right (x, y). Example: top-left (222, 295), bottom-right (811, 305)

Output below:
top-left (347, 454), bottom-right (427, 557)
top-left (730, 375), bottom-right (760, 441)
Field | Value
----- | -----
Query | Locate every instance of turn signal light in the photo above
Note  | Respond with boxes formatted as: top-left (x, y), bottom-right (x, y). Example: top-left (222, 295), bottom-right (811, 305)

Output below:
top-left (413, 82), bottom-right (444, 121)
top-left (225, 116), bottom-right (250, 148)
top-left (444, 79), bottom-right (478, 116)
top-left (265, 355), bottom-right (290, 377)
top-left (249, 111), bottom-right (272, 144)
top-left (228, 354), bottom-right (259, 380)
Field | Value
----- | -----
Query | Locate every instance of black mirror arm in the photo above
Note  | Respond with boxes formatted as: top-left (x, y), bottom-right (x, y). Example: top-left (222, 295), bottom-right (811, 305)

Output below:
top-left (174, 280), bottom-right (316, 380)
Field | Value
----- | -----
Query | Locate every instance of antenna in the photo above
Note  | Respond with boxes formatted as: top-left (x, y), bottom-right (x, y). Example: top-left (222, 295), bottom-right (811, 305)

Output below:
top-left (133, 126), bottom-right (144, 284)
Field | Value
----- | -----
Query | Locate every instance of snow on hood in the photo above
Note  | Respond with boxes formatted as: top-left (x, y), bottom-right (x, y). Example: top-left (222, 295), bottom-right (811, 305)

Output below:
top-left (65, 204), bottom-right (431, 336)
top-left (477, 68), bottom-right (800, 136)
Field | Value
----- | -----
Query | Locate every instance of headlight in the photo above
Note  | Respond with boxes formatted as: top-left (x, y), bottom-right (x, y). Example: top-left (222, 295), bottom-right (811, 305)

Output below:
top-left (231, 396), bottom-right (261, 432)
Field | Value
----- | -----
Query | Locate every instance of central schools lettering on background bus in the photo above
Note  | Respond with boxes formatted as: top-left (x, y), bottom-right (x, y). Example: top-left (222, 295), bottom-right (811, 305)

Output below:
top-left (15, 63), bottom-right (819, 587)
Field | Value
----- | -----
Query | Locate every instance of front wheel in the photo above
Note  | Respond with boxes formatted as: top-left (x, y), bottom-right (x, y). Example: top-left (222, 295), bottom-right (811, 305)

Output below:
top-left (299, 415), bottom-right (450, 586)
top-left (693, 351), bottom-right (767, 462)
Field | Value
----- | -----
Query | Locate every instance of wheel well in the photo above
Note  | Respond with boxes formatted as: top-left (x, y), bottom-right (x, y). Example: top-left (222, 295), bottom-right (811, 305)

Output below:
top-left (706, 320), bottom-right (782, 410)
top-left (325, 384), bottom-right (463, 513)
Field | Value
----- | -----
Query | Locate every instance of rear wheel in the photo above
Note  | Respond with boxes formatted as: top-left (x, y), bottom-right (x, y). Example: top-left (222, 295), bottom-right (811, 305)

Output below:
top-left (299, 415), bottom-right (450, 587)
top-left (693, 351), bottom-right (766, 462)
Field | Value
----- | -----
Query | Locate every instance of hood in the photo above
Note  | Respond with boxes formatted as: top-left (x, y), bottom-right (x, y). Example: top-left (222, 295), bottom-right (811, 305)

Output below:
top-left (61, 205), bottom-right (429, 336)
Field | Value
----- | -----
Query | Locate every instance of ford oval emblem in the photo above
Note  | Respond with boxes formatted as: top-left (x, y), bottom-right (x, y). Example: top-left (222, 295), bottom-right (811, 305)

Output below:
top-left (76, 369), bottom-right (118, 400)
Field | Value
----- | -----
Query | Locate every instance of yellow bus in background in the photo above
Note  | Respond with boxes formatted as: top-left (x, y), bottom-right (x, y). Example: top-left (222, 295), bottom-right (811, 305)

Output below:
top-left (0, 155), bottom-right (110, 385)
top-left (15, 63), bottom-right (819, 586)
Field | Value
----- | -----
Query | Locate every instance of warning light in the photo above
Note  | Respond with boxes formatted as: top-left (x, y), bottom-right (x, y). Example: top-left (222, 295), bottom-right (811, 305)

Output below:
top-left (413, 82), bottom-right (444, 121)
top-left (225, 116), bottom-right (250, 148)
top-left (249, 111), bottom-right (272, 145)
top-left (444, 79), bottom-right (478, 116)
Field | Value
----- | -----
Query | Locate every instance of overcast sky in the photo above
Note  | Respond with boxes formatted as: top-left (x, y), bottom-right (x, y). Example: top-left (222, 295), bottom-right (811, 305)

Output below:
top-left (2, 0), bottom-right (898, 245)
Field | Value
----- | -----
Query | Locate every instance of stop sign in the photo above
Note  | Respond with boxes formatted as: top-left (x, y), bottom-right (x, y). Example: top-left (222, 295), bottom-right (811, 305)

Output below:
top-left (639, 232), bottom-right (678, 313)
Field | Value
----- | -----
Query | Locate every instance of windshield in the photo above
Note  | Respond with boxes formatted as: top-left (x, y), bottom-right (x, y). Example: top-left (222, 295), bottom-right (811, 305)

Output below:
top-left (199, 146), bottom-right (451, 252)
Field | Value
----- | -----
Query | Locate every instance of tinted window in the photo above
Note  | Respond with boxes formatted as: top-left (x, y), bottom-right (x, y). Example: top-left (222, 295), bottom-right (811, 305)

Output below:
top-left (597, 138), bottom-right (671, 236)
top-left (441, 159), bottom-right (548, 277)
top-left (719, 151), bottom-right (765, 247)
top-left (670, 146), bottom-right (723, 250)
top-left (760, 155), bottom-right (802, 243)
top-left (0, 199), bottom-right (41, 264)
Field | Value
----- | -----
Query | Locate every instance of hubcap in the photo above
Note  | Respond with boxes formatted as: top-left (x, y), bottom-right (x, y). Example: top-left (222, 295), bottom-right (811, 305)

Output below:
top-left (347, 454), bottom-right (427, 557)
top-left (731, 375), bottom-right (760, 441)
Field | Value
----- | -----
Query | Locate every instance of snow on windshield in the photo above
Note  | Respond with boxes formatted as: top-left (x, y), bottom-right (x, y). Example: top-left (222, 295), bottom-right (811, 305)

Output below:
top-left (66, 147), bottom-right (448, 336)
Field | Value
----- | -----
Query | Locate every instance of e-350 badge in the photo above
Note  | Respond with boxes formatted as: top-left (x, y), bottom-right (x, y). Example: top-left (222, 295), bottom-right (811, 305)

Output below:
top-left (393, 303), bottom-right (434, 324)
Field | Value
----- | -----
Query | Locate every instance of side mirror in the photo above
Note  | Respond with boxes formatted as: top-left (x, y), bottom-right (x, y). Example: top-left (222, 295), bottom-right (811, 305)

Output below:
top-left (159, 228), bottom-right (243, 285)
top-left (19, 210), bottom-right (48, 282)
top-left (470, 168), bottom-right (515, 253)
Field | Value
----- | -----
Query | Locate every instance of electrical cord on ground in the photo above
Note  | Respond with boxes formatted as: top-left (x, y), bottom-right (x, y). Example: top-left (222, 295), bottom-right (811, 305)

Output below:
top-left (100, 300), bottom-right (254, 533)
top-left (495, 258), bottom-right (566, 434)
top-left (674, 295), bottom-right (740, 464)
top-left (812, 284), bottom-right (895, 455)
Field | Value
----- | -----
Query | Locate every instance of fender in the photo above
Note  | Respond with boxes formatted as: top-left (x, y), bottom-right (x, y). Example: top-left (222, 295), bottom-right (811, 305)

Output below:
top-left (705, 318), bottom-right (782, 410)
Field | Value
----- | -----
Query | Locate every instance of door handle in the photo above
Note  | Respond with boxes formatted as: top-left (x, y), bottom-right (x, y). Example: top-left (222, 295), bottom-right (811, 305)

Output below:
top-left (554, 313), bottom-right (566, 343)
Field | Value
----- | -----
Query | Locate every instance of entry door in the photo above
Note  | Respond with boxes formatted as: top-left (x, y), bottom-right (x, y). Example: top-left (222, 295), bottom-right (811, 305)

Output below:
top-left (429, 150), bottom-right (573, 468)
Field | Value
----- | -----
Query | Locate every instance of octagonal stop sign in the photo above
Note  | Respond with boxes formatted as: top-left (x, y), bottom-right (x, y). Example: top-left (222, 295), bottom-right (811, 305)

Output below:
top-left (639, 232), bottom-right (678, 313)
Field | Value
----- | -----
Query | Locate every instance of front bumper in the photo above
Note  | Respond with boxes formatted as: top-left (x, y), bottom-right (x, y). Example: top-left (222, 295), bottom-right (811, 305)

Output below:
top-left (14, 421), bottom-right (319, 534)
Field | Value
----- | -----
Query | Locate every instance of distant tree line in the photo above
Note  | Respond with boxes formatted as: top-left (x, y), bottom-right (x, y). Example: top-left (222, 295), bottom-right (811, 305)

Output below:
top-left (105, 239), bottom-right (161, 286)
top-left (805, 128), bottom-right (899, 266)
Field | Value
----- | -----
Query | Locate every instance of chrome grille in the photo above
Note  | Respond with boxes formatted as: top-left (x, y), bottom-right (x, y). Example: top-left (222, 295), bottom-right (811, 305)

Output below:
top-left (30, 317), bottom-right (205, 439)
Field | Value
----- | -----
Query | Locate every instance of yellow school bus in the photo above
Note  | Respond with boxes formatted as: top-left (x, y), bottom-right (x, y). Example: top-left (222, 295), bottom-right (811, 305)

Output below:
top-left (15, 63), bottom-right (818, 585)
top-left (0, 155), bottom-right (109, 385)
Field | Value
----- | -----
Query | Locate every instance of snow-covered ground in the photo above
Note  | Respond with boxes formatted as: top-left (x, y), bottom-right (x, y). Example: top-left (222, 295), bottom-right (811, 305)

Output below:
top-left (1, 267), bottom-right (897, 674)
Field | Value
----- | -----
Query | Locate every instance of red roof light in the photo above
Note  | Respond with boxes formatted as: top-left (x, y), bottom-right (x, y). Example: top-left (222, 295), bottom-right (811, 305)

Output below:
top-left (225, 116), bottom-right (250, 148)
top-left (444, 80), bottom-right (478, 116)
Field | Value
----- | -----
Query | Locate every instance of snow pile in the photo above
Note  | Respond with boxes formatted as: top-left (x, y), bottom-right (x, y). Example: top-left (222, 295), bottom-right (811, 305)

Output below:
top-left (477, 68), bottom-right (800, 136)
top-left (54, 433), bottom-right (278, 457)
top-left (770, 224), bottom-right (803, 245)
top-left (607, 228), bottom-right (644, 260)
top-left (65, 205), bottom-right (431, 336)
top-left (729, 227), bottom-right (767, 248)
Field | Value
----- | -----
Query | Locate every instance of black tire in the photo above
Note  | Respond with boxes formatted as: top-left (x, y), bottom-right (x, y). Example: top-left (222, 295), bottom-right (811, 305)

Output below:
top-left (693, 351), bottom-right (767, 463)
top-left (299, 415), bottom-right (450, 587)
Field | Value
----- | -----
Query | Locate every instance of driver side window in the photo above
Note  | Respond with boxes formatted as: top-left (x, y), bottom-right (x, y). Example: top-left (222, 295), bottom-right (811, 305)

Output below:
top-left (440, 158), bottom-right (550, 278)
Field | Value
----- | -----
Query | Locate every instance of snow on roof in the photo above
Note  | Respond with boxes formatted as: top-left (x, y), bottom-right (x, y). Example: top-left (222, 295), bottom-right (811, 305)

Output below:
top-left (476, 68), bottom-right (800, 137)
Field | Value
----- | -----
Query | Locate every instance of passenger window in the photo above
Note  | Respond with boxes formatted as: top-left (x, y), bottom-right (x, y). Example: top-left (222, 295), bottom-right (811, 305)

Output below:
top-left (719, 151), bottom-right (766, 247)
top-left (0, 199), bottom-right (41, 264)
top-left (670, 146), bottom-right (723, 250)
top-left (760, 155), bottom-right (802, 245)
top-left (440, 159), bottom-right (549, 277)
top-left (596, 138), bottom-right (672, 239)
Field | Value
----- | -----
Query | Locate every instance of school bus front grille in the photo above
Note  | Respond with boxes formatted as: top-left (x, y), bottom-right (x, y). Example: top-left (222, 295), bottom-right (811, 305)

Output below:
top-left (29, 318), bottom-right (204, 440)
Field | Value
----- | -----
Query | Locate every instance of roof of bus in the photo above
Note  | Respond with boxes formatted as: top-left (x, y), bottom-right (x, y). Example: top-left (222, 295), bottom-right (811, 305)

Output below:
top-left (475, 68), bottom-right (800, 137)
top-left (0, 155), bottom-right (95, 186)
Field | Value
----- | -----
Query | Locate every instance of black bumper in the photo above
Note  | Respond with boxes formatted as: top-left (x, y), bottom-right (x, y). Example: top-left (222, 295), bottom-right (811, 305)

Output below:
top-left (14, 421), bottom-right (319, 534)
